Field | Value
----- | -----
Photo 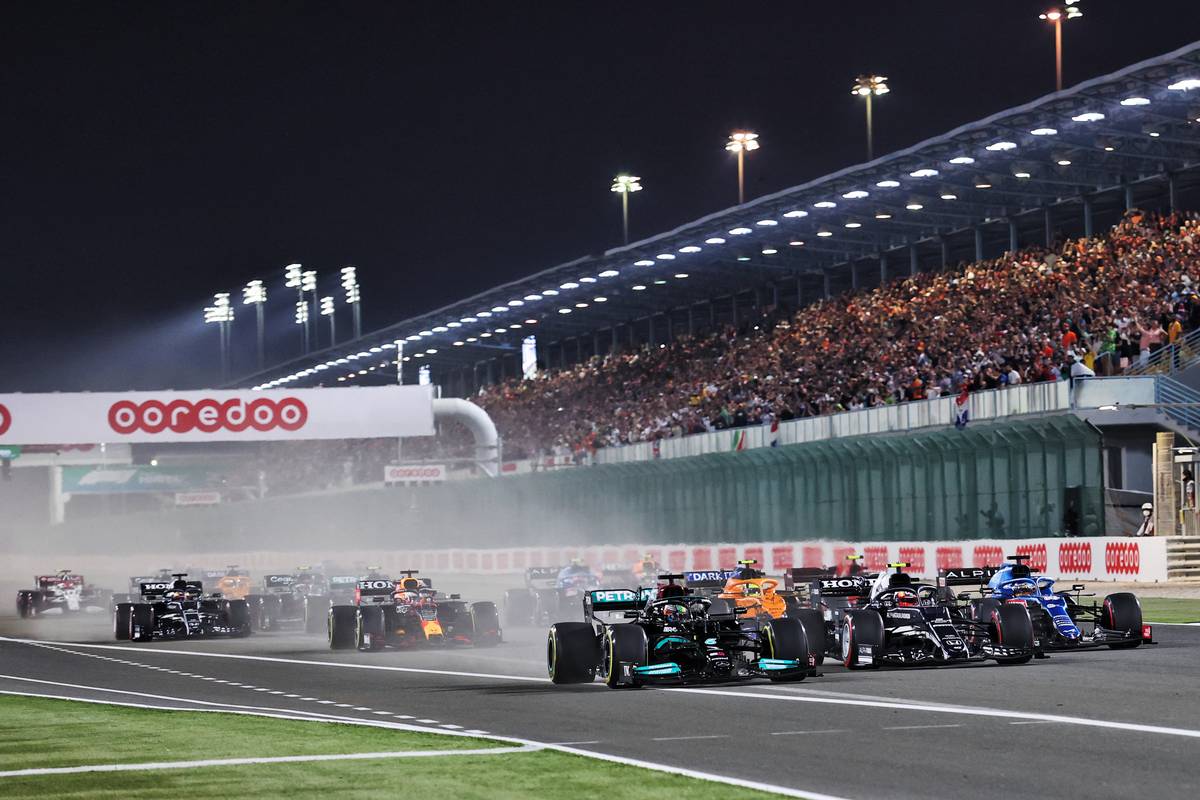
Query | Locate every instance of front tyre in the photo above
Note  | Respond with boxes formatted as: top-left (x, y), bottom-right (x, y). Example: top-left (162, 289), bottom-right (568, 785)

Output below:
top-left (547, 622), bottom-right (597, 684)
top-left (130, 604), bottom-right (155, 642)
top-left (357, 606), bottom-right (387, 651)
top-left (601, 624), bottom-right (647, 688)
top-left (1102, 593), bottom-right (1144, 649)
top-left (789, 607), bottom-right (827, 666)
top-left (841, 610), bottom-right (884, 669)
top-left (328, 605), bottom-right (358, 650)
top-left (992, 603), bottom-right (1034, 664)
top-left (114, 603), bottom-right (133, 640)
top-left (761, 617), bottom-right (810, 682)
top-left (470, 602), bottom-right (502, 647)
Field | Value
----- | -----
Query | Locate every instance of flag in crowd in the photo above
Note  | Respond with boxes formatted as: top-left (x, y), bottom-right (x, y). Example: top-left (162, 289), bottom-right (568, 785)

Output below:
top-left (955, 387), bottom-right (971, 430)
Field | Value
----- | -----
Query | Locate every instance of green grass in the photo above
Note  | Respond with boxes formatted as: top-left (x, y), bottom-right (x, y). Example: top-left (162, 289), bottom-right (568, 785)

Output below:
top-left (1140, 597), bottom-right (1200, 624)
top-left (0, 696), bottom-right (785, 799)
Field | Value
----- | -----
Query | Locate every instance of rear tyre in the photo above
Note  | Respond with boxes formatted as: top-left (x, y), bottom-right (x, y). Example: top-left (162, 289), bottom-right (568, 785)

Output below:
top-left (534, 591), bottom-right (562, 625)
top-left (547, 622), bottom-right (597, 684)
top-left (1102, 593), bottom-right (1144, 649)
top-left (992, 603), bottom-right (1034, 664)
top-left (245, 595), bottom-right (267, 631)
top-left (470, 602), bottom-right (502, 647)
top-left (789, 607), bottom-right (827, 666)
top-left (114, 603), bottom-right (133, 640)
top-left (16, 591), bottom-right (38, 619)
top-left (761, 617), bottom-right (810, 682)
top-left (304, 595), bottom-right (329, 634)
top-left (841, 610), bottom-right (884, 669)
top-left (503, 589), bottom-right (534, 627)
top-left (225, 599), bottom-right (252, 637)
top-left (328, 605), bottom-right (358, 650)
top-left (130, 604), bottom-right (155, 642)
top-left (357, 605), bottom-right (387, 651)
top-left (601, 624), bottom-right (648, 688)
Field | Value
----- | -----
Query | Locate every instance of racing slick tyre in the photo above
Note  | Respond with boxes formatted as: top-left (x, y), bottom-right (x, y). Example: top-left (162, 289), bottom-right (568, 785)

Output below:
top-left (790, 608), bottom-right (827, 667)
top-left (224, 599), bottom-right (252, 637)
top-left (304, 595), bottom-right (329, 635)
top-left (534, 591), bottom-right (562, 626)
top-left (16, 590), bottom-right (39, 619)
top-left (114, 603), bottom-right (133, 640)
top-left (1102, 592), bottom-right (1143, 649)
top-left (245, 595), bottom-right (267, 631)
top-left (992, 603), bottom-right (1035, 665)
top-left (328, 605), bottom-right (358, 650)
top-left (761, 617), bottom-right (810, 682)
top-left (841, 610), bottom-right (884, 669)
top-left (600, 624), bottom-right (648, 688)
top-left (130, 604), bottom-right (155, 642)
top-left (503, 589), bottom-right (535, 628)
top-left (357, 605), bottom-right (387, 651)
top-left (260, 594), bottom-right (284, 630)
top-left (547, 622), bottom-right (598, 684)
top-left (470, 602), bottom-right (502, 647)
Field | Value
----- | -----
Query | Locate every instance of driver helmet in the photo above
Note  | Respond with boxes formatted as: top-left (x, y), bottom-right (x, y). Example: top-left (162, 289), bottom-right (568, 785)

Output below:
top-left (893, 589), bottom-right (918, 607)
top-left (741, 582), bottom-right (762, 597)
top-left (661, 603), bottom-right (690, 623)
top-left (400, 577), bottom-right (422, 592)
top-left (1011, 581), bottom-right (1037, 597)
top-left (657, 582), bottom-right (687, 601)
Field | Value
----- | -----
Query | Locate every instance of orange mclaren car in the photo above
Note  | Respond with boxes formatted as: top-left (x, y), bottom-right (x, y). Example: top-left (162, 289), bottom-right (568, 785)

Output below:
top-left (719, 560), bottom-right (789, 619)
top-left (215, 566), bottom-right (253, 600)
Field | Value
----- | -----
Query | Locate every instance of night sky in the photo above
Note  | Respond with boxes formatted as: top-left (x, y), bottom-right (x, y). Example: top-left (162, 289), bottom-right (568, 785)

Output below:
top-left (3, 2), bottom-right (1199, 393)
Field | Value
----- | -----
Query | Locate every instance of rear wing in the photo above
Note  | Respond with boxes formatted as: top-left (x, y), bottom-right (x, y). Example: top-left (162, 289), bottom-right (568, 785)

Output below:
top-left (328, 575), bottom-right (359, 587)
top-left (263, 574), bottom-right (297, 588)
top-left (584, 588), bottom-right (653, 616)
top-left (37, 574), bottom-right (84, 586)
top-left (784, 567), bottom-right (835, 591)
top-left (939, 567), bottom-right (1000, 587)
top-left (684, 570), bottom-right (735, 589)
top-left (525, 566), bottom-right (561, 588)
top-left (811, 575), bottom-right (873, 598)
top-left (139, 580), bottom-right (201, 598)
top-left (355, 579), bottom-right (396, 597)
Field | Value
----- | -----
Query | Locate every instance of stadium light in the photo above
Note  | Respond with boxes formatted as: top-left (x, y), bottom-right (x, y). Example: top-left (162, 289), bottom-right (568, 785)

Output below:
top-left (341, 266), bottom-right (362, 339)
top-left (320, 295), bottom-right (336, 345)
top-left (725, 131), bottom-right (760, 205)
top-left (203, 292), bottom-right (234, 381)
top-left (610, 174), bottom-right (642, 245)
top-left (1039, 4), bottom-right (1083, 92)
top-left (242, 280), bottom-right (267, 370)
top-left (284, 263), bottom-right (309, 353)
top-left (851, 74), bottom-right (889, 161)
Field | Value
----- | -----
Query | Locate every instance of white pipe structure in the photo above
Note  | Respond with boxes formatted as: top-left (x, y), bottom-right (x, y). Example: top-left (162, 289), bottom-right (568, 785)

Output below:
top-left (431, 397), bottom-right (500, 477)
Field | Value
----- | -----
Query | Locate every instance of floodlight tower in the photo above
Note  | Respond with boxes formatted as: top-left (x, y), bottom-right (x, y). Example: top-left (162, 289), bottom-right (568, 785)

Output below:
top-left (301, 269), bottom-right (318, 346)
top-left (851, 74), bottom-right (890, 161)
top-left (610, 174), bottom-right (642, 244)
top-left (341, 266), bottom-right (362, 339)
top-left (725, 131), bottom-right (760, 205)
top-left (1039, 4), bottom-right (1083, 92)
top-left (320, 295), bottom-right (336, 345)
top-left (241, 279), bottom-right (267, 369)
top-left (203, 292), bottom-right (234, 381)
top-left (284, 263), bottom-right (308, 353)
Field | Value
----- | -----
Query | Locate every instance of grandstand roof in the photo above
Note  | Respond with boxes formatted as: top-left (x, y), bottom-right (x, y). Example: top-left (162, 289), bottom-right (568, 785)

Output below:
top-left (242, 41), bottom-right (1200, 391)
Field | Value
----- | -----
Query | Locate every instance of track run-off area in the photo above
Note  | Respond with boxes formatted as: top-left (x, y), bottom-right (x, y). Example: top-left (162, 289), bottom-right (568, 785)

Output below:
top-left (2, 607), bottom-right (1199, 800)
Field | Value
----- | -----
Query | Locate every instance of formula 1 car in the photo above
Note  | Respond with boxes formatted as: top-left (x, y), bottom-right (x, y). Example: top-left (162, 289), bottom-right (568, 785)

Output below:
top-left (16, 571), bottom-right (113, 617)
top-left (504, 563), bottom-right (600, 627)
top-left (942, 555), bottom-right (1152, 653)
top-left (244, 568), bottom-right (330, 634)
top-left (113, 575), bottom-right (252, 641)
top-left (328, 572), bottom-right (501, 651)
top-left (214, 566), bottom-right (254, 600)
top-left (547, 578), bottom-right (818, 688)
top-left (798, 563), bottom-right (1035, 668)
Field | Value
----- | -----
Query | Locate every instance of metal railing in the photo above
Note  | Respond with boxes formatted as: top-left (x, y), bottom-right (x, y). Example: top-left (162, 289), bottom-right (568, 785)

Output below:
top-left (1155, 375), bottom-right (1200, 433)
top-left (1125, 326), bottom-right (1200, 376)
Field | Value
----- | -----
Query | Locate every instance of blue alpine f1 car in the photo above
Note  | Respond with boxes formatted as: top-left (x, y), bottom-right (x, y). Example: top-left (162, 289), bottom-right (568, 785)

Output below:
top-left (941, 555), bottom-right (1153, 654)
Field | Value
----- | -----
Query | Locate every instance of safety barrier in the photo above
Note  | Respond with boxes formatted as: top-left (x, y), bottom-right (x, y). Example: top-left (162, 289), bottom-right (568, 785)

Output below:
top-left (1166, 536), bottom-right (1200, 580)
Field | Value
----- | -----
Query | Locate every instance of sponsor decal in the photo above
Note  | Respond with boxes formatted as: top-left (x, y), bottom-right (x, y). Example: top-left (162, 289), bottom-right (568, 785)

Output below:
top-left (591, 589), bottom-right (638, 604)
top-left (772, 545), bottom-right (794, 571)
top-left (862, 546), bottom-right (888, 572)
top-left (0, 403), bottom-right (11, 436)
top-left (1105, 542), bottom-right (1140, 575)
top-left (1016, 543), bottom-right (1048, 572)
top-left (685, 570), bottom-right (736, 584)
top-left (898, 547), bottom-right (926, 574)
top-left (717, 547), bottom-right (736, 569)
top-left (973, 545), bottom-right (1004, 568)
top-left (692, 547), bottom-right (713, 570)
top-left (668, 549), bottom-right (686, 572)
top-left (383, 464), bottom-right (446, 483)
top-left (801, 545), bottom-right (823, 569)
top-left (935, 546), bottom-right (963, 571)
top-left (108, 397), bottom-right (307, 435)
top-left (357, 580), bottom-right (394, 591)
top-left (1058, 541), bottom-right (1093, 573)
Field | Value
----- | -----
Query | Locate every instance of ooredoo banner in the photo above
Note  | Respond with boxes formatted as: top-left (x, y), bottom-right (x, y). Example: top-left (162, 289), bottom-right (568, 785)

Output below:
top-left (0, 386), bottom-right (435, 444)
top-left (384, 464), bottom-right (447, 483)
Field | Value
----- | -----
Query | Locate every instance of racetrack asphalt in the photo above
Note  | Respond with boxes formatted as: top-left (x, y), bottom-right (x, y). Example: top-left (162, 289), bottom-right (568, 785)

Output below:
top-left (2, 599), bottom-right (1199, 799)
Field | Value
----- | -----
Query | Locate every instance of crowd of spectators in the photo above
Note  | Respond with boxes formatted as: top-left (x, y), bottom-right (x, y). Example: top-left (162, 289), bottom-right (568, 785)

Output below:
top-left (476, 211), bottom-right (1200, 460)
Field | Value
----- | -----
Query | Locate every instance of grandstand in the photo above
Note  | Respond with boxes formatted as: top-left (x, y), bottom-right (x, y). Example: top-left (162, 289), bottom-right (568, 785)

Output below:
top-left (238, 42), bottom-right (1200, 405)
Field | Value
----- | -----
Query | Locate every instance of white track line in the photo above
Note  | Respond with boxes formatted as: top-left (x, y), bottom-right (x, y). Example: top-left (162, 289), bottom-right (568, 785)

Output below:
top-left (0, 688), bottom-right (846, 800)
top-left (0, 747), bottom-right (539, 778)
top-left (7, 635), bottom-right (1196, 742)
